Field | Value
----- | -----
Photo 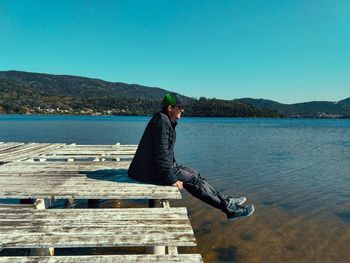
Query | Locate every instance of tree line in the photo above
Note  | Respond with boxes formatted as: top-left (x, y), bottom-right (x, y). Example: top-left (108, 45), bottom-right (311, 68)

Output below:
top-left (0, 79), bottom-right (280, 117)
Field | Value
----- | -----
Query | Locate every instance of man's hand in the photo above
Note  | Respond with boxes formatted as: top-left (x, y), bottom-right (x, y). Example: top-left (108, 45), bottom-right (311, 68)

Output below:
top-left (172, 180), bottom-right (183, 190)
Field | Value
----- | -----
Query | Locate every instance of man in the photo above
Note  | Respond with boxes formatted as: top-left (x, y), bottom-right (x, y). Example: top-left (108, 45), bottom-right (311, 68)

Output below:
top-left (128, 93), bottom-right (254, 221)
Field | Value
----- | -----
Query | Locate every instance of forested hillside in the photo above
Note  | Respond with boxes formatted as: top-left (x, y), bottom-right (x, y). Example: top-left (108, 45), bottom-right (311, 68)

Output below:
top-left (0, 71), bottom-right (278, 117)
top-left (1, 70), bottom-right (348, 118)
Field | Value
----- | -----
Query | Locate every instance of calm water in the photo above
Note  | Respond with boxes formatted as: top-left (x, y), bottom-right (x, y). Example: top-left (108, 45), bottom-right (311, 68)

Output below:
top-left (1, 115), bottom-right (350, 262)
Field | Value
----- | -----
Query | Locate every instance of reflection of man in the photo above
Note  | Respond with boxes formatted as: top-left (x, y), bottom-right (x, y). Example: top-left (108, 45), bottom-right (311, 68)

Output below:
top-left (128, 93), bottom-right (254, 221)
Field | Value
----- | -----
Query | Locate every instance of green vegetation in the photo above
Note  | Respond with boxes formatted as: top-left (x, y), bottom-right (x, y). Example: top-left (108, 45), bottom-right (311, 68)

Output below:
top-left (0, 78), bottom-right (279, 117)
top-left (237, 98), bottom-right (350, 118)
top-left (185, 97), bottom-right (280, 117)
top-left (0, 70), bottom-right (349, 118)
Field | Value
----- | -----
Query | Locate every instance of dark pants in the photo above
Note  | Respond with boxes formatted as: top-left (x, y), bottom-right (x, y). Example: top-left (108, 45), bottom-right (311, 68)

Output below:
top-left (175, 164), bottom-right (230, 213)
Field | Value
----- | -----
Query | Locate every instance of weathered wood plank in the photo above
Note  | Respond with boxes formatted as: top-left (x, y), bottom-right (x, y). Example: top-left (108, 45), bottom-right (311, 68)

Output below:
top-left (0, 184), bottom-right (180, 197)
top-left (0, 144), bottom-right (66, 162)
top-left (44, 144), bottom-right (137, 154)
top-left (0, 142), bottom-right (25, 152)
top-left (0, 176), bottom-right (181, 199)
top-left (0, 142), bottom-right (133, 162)
top-left (0, 208), bottom-right (196, 248)
top-left (0, 176), bottom-right (162, 187)
top-left (0, 161), bottom-right (132, 171)
top-left (47, 148), bottom-right (136, 152)
top-left (0, 142), bottom-right (23, 148)
top-left (0, 254), bottom-right (203, 263)
top-left (43, 151), bottom-right (135, 156)
top-left (0, 192), bottom-right (181, 199)
top-left (0, 142), bottom-right (200, 259)
top-left (0, 142), bottom-right (180, 200)
top-left (0, 220), bottom-right (191, 228)
top-left (0, 222), bottom-right (192, 231)
top-left (0, 191), bottom-right (181, 200)
top-left (0, 143), bottom-right (64, 158)
top-left (0, 233), bottom-right (196, 248)
top-left (0, 143), bottom-right (39, 156)
top-left (31, 154), bottom-right (135, 160)
top-left (0, 226), bottom-right (194, 236)
top-left (52, 144), bottom-right (136, 148)
top-left (0, 207), bottom-right (188, 217)
top-left (53, 144), bottom-right (136, 148)
top-left (0, 194), bottom-right (180, 200)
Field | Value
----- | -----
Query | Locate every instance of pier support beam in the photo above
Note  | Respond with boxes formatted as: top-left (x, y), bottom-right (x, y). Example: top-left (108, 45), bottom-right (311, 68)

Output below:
top-left (160, 200), bottom-right (178, 255)
top-left (31, 199), bottom-right (54, 256)
top-left (145, 199), bottom-right (169, 255)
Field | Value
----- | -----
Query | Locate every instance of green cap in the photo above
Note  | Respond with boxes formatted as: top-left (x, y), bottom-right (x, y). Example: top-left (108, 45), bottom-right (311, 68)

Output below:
top-left (162, 93), bottom-right (184, 108)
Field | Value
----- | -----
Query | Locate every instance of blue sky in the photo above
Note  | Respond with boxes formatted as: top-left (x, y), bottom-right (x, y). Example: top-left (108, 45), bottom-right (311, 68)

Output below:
top-left (0, 0), bottom-right (349, 103)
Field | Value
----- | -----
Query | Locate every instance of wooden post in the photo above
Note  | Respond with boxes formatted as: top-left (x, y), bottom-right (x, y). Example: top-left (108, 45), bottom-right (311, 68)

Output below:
top-left (167, 246), bottom-right (179, 255)
top-left (65, 157), bottom-right (76, 207)
top-left (160, 200), bottom-right (178, 255)
top-left (65, 198), bottom-right (76, 208)
top-left (146, 199), bottom-right (166, 255)
top-left (35, 199), bottom-right (50, 210)
top-left (31, 199), bottom-right (54, 256)
top-left (161, 199), bottom-right (170, 208)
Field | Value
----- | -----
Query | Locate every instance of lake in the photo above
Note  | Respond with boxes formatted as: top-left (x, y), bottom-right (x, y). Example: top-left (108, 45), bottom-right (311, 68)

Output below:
top-left (0, 114), bottom-right (349, 262)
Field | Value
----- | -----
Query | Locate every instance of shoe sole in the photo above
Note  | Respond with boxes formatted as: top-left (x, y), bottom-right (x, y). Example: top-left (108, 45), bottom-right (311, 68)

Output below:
top-left (227, 205), bottom-right (255, 222)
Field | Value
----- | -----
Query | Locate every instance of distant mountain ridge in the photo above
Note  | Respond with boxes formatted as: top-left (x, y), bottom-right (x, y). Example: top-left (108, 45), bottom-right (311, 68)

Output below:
top-left (236, 98), bottom-right (350, 118)
top-left (338, 97), bottom-right (350, 108)
top-left (0, 70), bottom-right (278, 117)
top-left (0, 70), bottom-right (173, 99)
top-left (0, 70), bottom-right (349, 118)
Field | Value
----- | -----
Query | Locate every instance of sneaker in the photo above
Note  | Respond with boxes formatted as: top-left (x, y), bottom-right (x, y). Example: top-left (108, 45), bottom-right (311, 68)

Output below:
top-left (227, 196), bottom-right (247, 209)
top-left (227, 204), bottom-right (255, 221)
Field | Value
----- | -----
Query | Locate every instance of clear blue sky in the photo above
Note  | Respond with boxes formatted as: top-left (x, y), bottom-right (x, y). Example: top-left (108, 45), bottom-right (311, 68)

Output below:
top-left (0, 0), bottom-right (349, 103)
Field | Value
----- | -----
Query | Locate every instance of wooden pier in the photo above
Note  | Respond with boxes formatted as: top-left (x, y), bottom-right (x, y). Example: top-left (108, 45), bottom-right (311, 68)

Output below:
top-left (0, 142), bottom-right (203, 262)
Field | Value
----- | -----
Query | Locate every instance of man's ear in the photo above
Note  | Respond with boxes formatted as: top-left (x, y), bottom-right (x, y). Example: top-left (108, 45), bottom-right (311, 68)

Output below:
top-left (167, 105), bottom-right (173, 112)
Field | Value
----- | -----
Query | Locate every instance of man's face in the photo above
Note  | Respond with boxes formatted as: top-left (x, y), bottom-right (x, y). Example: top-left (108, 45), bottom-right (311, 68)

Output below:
top-left (168, 105), bottom-right (184, 121)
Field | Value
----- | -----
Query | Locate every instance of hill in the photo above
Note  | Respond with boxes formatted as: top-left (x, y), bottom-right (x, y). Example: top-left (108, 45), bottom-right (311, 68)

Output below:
top-left (0, 70), bottom-right (278, 117)
top-left (2, 70), bottom-right (347, 118)
top-left (237, 98), bottom-right (350, 118)
top-left (0, 70), bottom-right (172, 99)
top-left (338, 98), bottom-right (350, 112)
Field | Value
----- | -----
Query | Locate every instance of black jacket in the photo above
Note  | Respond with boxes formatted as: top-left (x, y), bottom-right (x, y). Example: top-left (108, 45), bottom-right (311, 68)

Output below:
top-left (128, 111), bottom-right (179, 185)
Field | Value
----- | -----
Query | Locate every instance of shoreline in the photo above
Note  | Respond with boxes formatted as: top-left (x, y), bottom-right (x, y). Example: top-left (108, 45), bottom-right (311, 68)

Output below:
top-left (0, 113), bottom-right (349, 119)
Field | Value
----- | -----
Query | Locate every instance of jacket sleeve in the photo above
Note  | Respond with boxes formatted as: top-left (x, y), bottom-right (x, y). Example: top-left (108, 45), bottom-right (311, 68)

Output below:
top-left (152, 119), bottom-right (178, 185)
